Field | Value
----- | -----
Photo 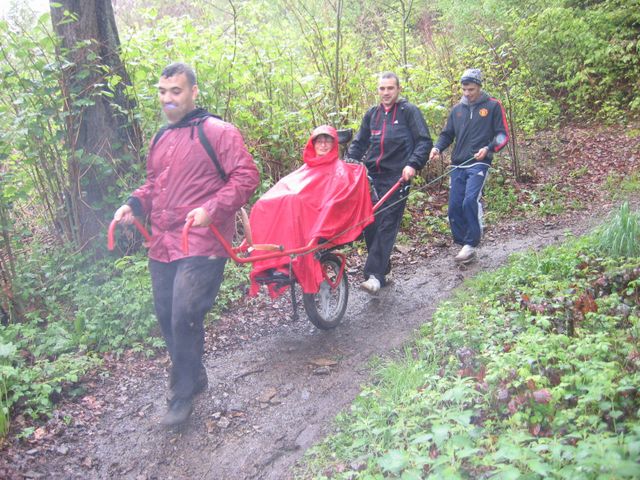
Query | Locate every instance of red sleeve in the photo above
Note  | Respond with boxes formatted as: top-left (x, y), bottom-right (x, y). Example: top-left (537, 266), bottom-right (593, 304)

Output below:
top-left (130, 139), bottom-right (159, 216)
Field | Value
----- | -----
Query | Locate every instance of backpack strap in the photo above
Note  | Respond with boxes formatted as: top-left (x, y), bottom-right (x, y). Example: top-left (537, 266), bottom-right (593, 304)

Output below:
top-left (150, 115), bottom-right (228, 182)
top-left (197, 119), bottom-right (228, 182)
top-left (151, 126), bottom-right (168, 149)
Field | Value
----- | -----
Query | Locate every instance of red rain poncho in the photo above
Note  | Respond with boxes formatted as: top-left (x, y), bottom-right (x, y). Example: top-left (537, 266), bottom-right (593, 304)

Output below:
top-left (249, 126), bottom-right (373, 296)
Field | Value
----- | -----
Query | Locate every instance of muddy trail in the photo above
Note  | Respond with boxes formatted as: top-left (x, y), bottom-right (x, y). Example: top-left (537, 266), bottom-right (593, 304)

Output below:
top-left (4, 124), bottom-right (639, 479)
top-left (9, 209), bottom-right (612, 480)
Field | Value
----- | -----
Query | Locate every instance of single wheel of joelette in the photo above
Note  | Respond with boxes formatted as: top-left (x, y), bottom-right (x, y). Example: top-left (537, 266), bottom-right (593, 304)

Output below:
top-left (302, 253), bottom-right (349, 329)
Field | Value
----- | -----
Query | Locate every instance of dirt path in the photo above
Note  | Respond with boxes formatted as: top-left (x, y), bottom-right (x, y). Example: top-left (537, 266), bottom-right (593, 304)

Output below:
top-left (13, 209), bottom-right (610, 480)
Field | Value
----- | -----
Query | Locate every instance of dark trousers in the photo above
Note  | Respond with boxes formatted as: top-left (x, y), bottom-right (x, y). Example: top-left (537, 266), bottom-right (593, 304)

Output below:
top-left (363, 175), bottom-right (408, 286)
top-left (448, 163), bottom-right (489, 247)
top-left (149, 256), bottom-right (226, 401)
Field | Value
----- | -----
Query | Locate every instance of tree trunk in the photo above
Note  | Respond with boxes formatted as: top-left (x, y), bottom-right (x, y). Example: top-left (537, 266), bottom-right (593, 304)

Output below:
top-left (50, 0), bottom-right (142, 247)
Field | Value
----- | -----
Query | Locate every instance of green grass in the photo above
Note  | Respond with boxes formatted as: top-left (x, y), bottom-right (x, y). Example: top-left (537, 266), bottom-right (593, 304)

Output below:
top-left (299, 212), bottom-right (640, 479)
top-left (605, 172), bottom-right (640, 200)
top-left (595, 202), bottom-right (640, 257)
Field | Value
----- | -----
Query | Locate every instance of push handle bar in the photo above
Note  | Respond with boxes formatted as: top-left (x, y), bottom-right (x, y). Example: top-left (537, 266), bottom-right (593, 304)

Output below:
top-left (107, 218), bottom-right (152, 251)
top-left (372, 179), bottom-right (405, 213)
top-left (181, 218), bottom-right (325, 264)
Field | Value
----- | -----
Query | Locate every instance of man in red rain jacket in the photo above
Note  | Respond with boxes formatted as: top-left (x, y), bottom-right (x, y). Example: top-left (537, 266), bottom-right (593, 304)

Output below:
top-left (113, 63), bottom-right (259, 426)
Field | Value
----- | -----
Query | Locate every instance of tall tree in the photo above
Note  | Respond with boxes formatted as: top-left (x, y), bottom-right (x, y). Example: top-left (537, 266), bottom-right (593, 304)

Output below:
top-left (50, 0), bottom-right (142, 247)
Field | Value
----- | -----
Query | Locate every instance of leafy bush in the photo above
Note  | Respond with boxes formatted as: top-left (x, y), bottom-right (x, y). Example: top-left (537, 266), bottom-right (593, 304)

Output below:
top-left (301, 223), bottom-right (640, 478)
top-left (72, 254), bottom-right (160, 353)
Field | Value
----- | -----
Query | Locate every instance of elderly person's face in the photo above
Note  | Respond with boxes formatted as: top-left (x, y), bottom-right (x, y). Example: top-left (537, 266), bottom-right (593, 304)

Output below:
top-left (313, 134), bottom-right (334, 156)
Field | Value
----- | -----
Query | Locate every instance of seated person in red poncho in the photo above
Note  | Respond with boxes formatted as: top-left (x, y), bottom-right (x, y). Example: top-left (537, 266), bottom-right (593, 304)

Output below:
top-left (249, 125), bottom-right (373, 297)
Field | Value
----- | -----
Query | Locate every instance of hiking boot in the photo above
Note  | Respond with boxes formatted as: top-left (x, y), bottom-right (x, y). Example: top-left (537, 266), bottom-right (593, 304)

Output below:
top-left (160, 397), bottom-right (193, 427)
top-left (454, 245), bottom-right (476, 263)
top-left (360, 276), bottom-right (381, 294)
top-left (167, 367), bottom-right (208, 404)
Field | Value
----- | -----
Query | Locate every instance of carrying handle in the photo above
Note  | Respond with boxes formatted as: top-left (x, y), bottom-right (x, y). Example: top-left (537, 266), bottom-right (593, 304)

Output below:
top-left (107, 218), bottom-right (152, 251)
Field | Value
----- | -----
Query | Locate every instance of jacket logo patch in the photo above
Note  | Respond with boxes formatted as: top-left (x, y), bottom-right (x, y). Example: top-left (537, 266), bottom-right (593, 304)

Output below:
top-left (371, 130), bottom-right (382, 136)
top-left (479, 108), bottom-right (489, 117)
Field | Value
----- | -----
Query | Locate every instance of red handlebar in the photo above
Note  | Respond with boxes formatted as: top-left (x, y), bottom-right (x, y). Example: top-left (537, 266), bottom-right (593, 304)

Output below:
top-left (107, 218), bottom-right (152, 251)
top-left (118, 178), bottom-right (403, 257)
top-left (181, 217), bottom-right (195, 255)
top-left (372, 179), bottom-right (404, 213)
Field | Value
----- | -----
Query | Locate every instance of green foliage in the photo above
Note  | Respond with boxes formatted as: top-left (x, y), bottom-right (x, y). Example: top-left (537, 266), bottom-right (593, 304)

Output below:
top-left (484, 183), bottom-right (520, 220)
top-left (210, 261), bottom-right (252, 316)
top-left (0, 245), bottom-right (159, 430)
top-left (301, 219), bottom-right (640, 478)
top-left (605, 171), bottom-right (640, 199)
top-left (71, 255), bottom-right (160, 353)
top-left (434, 0), bottom-right (640, 124)
top-left (0, 235), bottom-right (255, 434)
top-left (2, 0), bottom-right (639, 443)
top-left (595, 202), bottom-right (640, 257)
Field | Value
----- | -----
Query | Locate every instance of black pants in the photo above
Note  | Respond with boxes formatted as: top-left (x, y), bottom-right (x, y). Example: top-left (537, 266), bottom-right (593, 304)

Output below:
top-left (363, 175), bottom-right (408, 286)
top-left (149, 256), bottom-right (226, 401)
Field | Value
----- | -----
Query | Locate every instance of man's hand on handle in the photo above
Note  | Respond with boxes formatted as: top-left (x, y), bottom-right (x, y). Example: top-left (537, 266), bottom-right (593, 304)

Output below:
top-left (186, 207), bottom-right (212, 227)
top-left (474, 146), bottom-right (490, 161)
top-left (401, 165), bottom-right (416, 183)
top-left (113, 205), bottom-right (134, 224)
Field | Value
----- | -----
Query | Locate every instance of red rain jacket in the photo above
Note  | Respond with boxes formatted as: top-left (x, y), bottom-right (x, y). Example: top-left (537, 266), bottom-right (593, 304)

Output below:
top-left (249, 126), bottom-right (373, 295)
top-left (130, 112), bottom-right (259, 262)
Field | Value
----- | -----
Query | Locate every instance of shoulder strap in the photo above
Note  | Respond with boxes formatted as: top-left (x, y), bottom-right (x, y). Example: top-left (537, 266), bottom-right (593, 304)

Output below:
top-left (151, 126), bottom-right (168, 149)
top-left (150, 116), bottom-right (228, 182)
top-left (197, 119), bottom-right (228, 182)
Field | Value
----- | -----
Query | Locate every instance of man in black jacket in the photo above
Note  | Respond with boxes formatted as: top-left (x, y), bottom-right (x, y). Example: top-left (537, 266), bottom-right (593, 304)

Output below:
top-left (429, 68), bottom-right (509, 264)
top-left (348, 72), bottom-right (432, 293)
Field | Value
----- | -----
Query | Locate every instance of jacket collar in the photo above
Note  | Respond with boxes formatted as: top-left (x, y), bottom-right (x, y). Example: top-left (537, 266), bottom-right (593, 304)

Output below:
top-left (167, 107), bottom-right (214, 129)
top-left (460, 92), bottom-right (489, 106)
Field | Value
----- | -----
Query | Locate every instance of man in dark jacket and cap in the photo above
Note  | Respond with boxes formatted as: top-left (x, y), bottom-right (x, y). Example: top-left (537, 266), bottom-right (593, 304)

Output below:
top-left (347, 72), bottom-right (432, 294)
top-left (429, 68), bottom-right (509, 264)
top-left (113, 63), bottom-right (259, 426)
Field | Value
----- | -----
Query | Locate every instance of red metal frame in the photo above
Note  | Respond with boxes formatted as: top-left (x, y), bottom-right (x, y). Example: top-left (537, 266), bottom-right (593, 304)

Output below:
top-left (373, 180), bottom-right (403, 213)
top-left (107, 218), bottom-right (151, 251)
top-left (107, 178), bottom-right (404, 293)
top-left (323, 252), bottom-right (346, 289)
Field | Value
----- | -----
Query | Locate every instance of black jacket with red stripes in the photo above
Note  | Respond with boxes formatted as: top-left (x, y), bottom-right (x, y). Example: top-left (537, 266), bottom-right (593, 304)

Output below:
top-left (347, 98), bottom-right (432, 175)
top-left (434, 92), bottom-right (509, 166)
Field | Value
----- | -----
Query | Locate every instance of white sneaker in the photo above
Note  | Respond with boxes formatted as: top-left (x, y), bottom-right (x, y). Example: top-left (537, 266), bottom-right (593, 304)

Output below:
top-left (454, 245), bottom-right (476, 263)
top-left (360, 276), bottom-right (381, 294)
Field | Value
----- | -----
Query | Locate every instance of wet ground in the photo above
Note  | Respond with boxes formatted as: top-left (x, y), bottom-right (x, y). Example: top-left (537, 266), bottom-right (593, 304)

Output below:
top-left (10, 211), bottom-right (607, 480)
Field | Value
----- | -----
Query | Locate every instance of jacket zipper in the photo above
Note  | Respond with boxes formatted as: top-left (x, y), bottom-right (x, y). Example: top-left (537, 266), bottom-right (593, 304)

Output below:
top-left (374, 103), bottom-right (397, 172)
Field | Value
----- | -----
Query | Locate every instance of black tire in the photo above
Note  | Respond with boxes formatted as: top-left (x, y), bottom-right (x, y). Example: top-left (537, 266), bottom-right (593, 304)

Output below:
top-left (302, 253), bottom-right (349, 329)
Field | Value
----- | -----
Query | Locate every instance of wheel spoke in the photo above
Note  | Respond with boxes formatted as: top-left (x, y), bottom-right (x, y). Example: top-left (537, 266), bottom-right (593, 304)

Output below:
top-left (302, 254), bottom-right (349, 329)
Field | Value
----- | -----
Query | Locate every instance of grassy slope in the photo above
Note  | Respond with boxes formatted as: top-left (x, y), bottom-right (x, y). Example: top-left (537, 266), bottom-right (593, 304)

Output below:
top-left (300, 210), bottom-right (640, 479)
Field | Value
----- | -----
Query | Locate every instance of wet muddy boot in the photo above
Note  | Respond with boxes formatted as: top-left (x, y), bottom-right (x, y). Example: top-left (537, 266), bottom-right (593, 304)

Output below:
top-left (167, 366), bottom-right (208, 404)
top-left (160, 396), bottom-right (193, 427)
